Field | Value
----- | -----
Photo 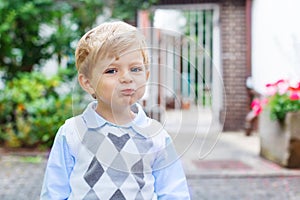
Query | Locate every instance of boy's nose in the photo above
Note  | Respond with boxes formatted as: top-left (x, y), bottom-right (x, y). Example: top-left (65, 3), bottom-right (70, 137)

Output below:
top-left (119, 72), bottom-right (133, 83)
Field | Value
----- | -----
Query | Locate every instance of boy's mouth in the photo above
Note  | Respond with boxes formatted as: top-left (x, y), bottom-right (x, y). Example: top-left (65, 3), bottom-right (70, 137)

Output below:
top-left (120, 88), bottom-right (135, 96)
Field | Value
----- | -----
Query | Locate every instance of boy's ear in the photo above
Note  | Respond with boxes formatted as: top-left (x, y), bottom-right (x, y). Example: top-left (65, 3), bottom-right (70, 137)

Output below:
top-left (146, 70), bottom-right (150, 81)
top-left (78, 73), bottom-right (95, 95)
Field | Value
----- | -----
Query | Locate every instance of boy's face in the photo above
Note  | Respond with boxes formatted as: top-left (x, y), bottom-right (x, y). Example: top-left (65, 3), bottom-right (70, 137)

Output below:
top-left (89, 47), bottom-right (149, 110)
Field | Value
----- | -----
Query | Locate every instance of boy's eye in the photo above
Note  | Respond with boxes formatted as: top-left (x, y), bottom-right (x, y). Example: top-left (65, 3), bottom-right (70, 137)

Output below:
top-left (104, 68), bottom-right (118, 74)
top-left (131, 66), bottom-right (143, 72)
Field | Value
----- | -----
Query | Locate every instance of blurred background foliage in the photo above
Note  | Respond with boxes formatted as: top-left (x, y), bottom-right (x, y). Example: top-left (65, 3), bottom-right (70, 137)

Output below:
top-left (0, 0), bottom-right (157, 149)
top-left (0, 71), bottom-right (72, 148)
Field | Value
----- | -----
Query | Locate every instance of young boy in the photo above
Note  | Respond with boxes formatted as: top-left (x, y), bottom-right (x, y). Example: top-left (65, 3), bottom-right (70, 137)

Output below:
top-left (40, 21), bottom-right (190, 199)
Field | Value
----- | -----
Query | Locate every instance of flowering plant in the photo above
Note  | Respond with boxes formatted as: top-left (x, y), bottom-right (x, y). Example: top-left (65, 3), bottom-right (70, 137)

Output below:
top-left (251, 79), bottom-right (300, 122)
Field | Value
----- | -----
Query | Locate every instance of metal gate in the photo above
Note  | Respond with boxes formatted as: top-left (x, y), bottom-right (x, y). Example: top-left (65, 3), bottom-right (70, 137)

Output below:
top-left (138, 4), bottom-right (222, 121)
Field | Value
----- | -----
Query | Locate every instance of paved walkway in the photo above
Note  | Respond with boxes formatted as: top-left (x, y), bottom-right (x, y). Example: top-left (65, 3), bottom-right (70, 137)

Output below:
top-left (0, 152), bottom-right (47, 200)
top-left (1, 108), bottom-right (300, 199)
top-left (179, 132), bottom-right (300, 200)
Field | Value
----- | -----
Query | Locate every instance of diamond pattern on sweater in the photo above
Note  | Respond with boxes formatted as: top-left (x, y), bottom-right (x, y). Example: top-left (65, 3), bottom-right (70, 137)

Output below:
top-left (135, 191), bottom-right (144, 200)
top-left (82, 129), bottom-right (105, 154)
top-left (76, 124), bottom-right (157, 199)
top-left (108, 133), bottom-right (130, 152)
top-left (84, 157), bottom-right (104, 188)
top-left (83, 189), bottom-right (100, 200)
top-left (131, 159), bottom-right (145, 189)
top-left (107, 153), bottom-right (129, 187)
top-left (132, 135), bottom-right (153, 154)
top-left (94, 137), bottom-right (118, 167)
top-left (109, 189), bottom-right (126, 200)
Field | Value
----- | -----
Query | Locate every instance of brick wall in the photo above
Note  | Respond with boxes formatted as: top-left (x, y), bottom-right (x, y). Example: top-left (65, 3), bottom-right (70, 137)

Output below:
top-left (157, 0), bottom-right (250, 131)
top-left (219, 0), bottom-right (249, 131)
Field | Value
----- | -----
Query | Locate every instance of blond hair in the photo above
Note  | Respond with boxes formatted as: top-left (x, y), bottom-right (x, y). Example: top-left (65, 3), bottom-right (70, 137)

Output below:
top-left (75, 21), bottom-right (149, 78)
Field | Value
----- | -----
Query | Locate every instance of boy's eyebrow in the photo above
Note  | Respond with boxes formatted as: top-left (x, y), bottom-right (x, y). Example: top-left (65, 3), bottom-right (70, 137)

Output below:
top-left (110, 60), bottom-right (144, 66)
top-left (130, 61), bottom-right (144, 65)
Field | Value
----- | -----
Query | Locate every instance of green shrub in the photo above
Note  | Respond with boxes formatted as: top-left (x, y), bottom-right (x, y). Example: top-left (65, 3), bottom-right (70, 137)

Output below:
top-left (0, 71), bottom-right (73, 149)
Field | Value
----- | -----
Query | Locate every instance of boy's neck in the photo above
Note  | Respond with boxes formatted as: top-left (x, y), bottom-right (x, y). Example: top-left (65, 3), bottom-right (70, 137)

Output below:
top-left (95, 103), bottom-right (136, 125)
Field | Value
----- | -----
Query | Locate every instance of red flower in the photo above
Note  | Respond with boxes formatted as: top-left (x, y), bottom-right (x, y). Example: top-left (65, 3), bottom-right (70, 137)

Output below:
top-left (290, 92), bottom-right (300, 100)
top-left (265, 83), bottom-right (277, 96)
top-left (276, 79), bottom-right (289, 95)
top-left (251, 98), bottom-right (262, 116)
top-left (288, 82), bottom-right (300, 100)
top-left (252, 79), bottom-right (300, 121)
top-left (288, 82), bottom-right (300, 91)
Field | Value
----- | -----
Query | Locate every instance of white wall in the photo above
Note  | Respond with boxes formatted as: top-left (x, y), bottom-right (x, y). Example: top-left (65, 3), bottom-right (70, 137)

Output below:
top-left (252, 0), bottom-right (300, 94)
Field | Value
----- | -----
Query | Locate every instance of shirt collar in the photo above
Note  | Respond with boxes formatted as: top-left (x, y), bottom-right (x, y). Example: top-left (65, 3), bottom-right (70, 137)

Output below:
top-left (81, 101), bottom-right (151, 136)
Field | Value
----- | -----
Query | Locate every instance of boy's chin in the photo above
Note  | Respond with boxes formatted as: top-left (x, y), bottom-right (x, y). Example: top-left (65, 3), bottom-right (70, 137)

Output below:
top-left (112, 99), bottom-right (137, 108)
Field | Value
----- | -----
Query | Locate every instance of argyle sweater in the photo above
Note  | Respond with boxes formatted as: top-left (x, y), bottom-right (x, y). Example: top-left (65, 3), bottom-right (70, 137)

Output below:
top-left (40, 102), bottom-right (190, 200)
top-left (68, 117), bottom-right (166, 199)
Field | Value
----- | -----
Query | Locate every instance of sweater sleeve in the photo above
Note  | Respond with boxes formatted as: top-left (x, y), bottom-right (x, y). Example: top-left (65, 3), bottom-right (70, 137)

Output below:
top-left (40, 125), bottom-right (75, 200)
top-left (152, 137), bottom-right (191, 200)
